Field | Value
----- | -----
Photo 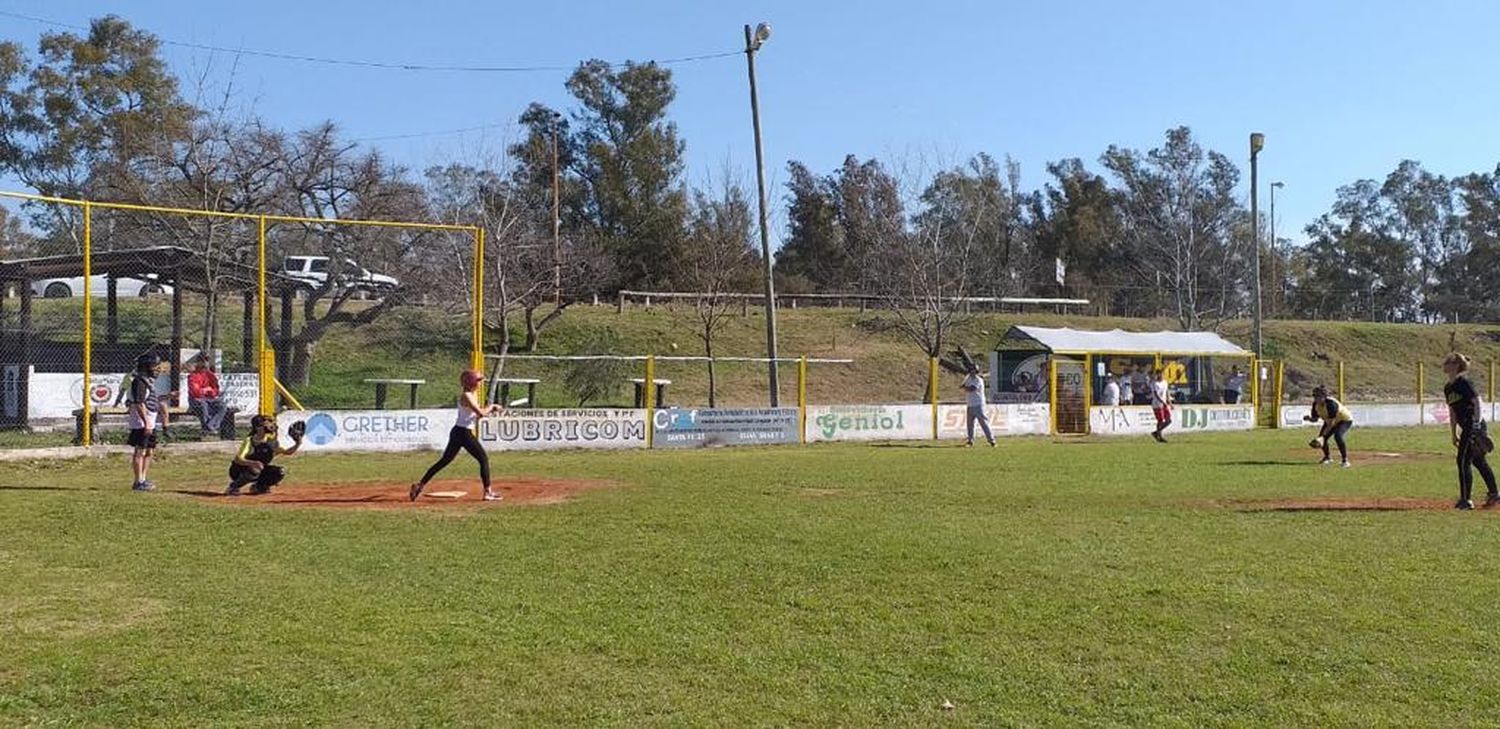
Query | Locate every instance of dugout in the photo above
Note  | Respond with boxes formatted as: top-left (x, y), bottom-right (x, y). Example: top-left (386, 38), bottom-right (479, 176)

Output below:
top-left (0, 246), bottom-right (309, 430)
top-left (990, 326), bottom-right (1254, 434)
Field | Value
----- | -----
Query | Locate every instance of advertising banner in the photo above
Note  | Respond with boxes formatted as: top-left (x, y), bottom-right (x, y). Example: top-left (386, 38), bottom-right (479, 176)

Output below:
top-left (1090, 405), bottom-right (1255, 436)
top-left (478, 409), bottom-right (648, 451)
top-left (936, 404), bottom-right (1051, 439)
top-left (652, 408), bottom-right (800, 449)
top-left (278, 409), bottom-right (449, 452)
top-left (1280, 403), bottom-right (1452, 429)
top-left (805, 404), bottom-right (931, 442)
top-left (29, 371), bottom-right (259, 420)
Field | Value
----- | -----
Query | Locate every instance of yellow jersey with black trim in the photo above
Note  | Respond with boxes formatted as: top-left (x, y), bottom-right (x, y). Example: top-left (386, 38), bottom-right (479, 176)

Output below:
top-left (1312, 398), bottom-right (1353, 425)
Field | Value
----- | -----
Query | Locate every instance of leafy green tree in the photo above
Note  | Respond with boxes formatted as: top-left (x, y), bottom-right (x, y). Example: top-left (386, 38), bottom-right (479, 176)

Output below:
top-left (1100, 127), bottom-right (1247, 330)
top-left (0, 16), bottom-right (194, 242)
top-left (564, 60), bottom-right (687, 289)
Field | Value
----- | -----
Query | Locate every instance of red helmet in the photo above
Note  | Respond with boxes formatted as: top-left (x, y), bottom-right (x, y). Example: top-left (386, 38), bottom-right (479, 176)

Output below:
top-left (460, 369), bottom-right (484, 390)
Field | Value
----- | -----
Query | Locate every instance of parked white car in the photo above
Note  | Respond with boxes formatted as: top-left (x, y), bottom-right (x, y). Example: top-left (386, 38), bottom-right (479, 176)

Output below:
top-left (31, 275), bottom-right (171, 299)
top-left (281, 256), bottom-right (399, 295)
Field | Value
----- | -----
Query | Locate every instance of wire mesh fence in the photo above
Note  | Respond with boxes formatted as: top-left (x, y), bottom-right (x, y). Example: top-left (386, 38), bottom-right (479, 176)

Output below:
top-left (0, 191), bottom-right (482, 446)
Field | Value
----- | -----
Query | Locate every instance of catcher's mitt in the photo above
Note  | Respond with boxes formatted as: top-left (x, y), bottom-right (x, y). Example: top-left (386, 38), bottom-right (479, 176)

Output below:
top-left (288, 420), bottom-right (307, 441)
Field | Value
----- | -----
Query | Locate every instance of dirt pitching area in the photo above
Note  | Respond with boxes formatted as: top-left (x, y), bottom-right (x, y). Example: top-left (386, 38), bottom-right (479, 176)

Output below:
top-left (1227, 497), bottom-right (1486, 512)
top-left (1285, 449), bottom-right (1443, 463)
top-left (187, 477), bottom-right (617, 511)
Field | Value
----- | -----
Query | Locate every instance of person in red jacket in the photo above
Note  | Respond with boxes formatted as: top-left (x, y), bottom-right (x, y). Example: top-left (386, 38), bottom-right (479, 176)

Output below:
top-left (187, 355), bottom-right (228, 437)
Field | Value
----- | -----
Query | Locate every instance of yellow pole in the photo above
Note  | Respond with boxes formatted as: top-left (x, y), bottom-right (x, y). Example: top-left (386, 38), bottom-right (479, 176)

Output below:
top-left (1083, 354), bottom-right (1093, 435)
top-left (1273, 361), bottom-right (1285, 429)
top-left (1049, 358), bottom-right (1059, 435)
top-left (1417, 362), bottom-right (1424, 425)
top-left (644, 355), bottom-right (655, 449)
top-left (1337, 361), bottom-right (1345, 403)
top-left (257, 216), bottom-right (273, 416)
top-left (472, 227), bottom-right (485, 371)
top-left (928, 356), bottom-right (939, 440)
top-left (1250, 357), bottom-right (1260, 427)
top-left (798, 355), bottom-right (807, 445)
top-left (81, 202), bottom-right (93, 446)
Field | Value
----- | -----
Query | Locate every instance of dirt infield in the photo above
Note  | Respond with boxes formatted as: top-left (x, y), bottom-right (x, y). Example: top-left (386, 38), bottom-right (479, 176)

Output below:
top-left (1227, 497), bottom-right (1484, 512)
top-left (1280, 449), bottom-right (1445, 463)
top-left (185, 477), bottom-right (616, 511)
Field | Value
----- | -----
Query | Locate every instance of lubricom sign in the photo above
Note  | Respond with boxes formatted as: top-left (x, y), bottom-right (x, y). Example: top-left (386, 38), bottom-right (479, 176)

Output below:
top-left (653, 408), bottom-right (800, 449)
top-left (479, 409), bottom-right (647, 451)
top-left (1089, 405), bottom-right (1255, 436)
top-left (805, 404), bottom-right (931, 442)
top-left (278, 409), bottom-right (448, 451)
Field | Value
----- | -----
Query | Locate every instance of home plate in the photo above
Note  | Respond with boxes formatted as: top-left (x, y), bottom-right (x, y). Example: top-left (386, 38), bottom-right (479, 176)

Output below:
top-left (425, 490), bottom-right (468, 499)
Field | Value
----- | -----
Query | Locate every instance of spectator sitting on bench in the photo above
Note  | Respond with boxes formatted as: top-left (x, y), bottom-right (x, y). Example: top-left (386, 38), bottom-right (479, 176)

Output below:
top-left (188, 355), bottom-right (228, 437)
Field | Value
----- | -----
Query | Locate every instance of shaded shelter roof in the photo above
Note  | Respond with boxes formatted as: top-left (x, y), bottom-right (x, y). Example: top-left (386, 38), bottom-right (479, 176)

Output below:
top-left (998, 326), bottom-right (1250, 356)
top-left (0, 246), bottom-right (309, 295)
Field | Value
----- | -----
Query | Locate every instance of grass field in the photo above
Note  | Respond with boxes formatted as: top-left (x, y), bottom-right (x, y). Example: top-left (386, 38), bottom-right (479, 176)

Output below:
top-left (4, 427), bottom-right (1499, 726)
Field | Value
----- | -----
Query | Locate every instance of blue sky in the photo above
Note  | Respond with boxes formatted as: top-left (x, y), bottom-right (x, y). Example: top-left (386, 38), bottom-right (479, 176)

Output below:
top-left (4, 1), bottom-right (1498, 247)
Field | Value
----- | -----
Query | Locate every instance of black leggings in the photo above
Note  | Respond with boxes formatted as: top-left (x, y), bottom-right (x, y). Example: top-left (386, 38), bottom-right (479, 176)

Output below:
top-left (420, 427), bottom-right (490, 490)
top-left (1457, 424), bottom-right (1498, 502)
top-left (1321, 421), bottom-right (1351, 461)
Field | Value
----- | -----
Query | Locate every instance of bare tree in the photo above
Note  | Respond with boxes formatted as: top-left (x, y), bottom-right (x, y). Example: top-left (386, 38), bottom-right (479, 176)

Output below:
top-left (677, 175), bottom-right (758, 407)
top-left (868, 157), bottom-right (989, 401)
top-left (1101, 127), bottom-right (1246, 330)
top-left (272, 123), bottom-right (432, 385)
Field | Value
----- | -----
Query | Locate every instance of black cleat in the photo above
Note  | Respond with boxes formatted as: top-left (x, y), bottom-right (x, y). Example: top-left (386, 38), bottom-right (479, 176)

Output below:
top-left (408, 482), bottom-right (424, 502)
top-left (1456, 499), bottom-right (1475, 511)
top-left (1484, 494), bottom-right (1500, 509)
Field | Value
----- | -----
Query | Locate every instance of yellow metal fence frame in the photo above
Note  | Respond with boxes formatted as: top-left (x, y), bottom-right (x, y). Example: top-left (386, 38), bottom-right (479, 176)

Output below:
top-left (2, 191), bottom-right (483, 443)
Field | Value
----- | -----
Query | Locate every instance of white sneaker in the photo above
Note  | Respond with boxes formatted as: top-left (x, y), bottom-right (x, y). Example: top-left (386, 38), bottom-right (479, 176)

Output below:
top-left (1341, 461), bottom-right (1351, 469)
top-left (483, 491), bottom-right (503, 502)
top-left (1318, 458), bottom-right (1332, 466)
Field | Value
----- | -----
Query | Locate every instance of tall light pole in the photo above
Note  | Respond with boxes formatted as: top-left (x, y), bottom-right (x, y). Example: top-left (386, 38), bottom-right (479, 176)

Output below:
top-left (550, 111), bottom-right (563, 306)
top-left (1269, 181), bottom-right (1284, 317)
top-left (1249, 132), bottom-right (1265, 358)
top-left (745, 22), bottom-right (780, 406)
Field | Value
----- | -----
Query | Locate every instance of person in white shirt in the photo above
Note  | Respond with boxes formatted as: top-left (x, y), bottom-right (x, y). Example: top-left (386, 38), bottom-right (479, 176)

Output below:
top-left (1150, 368), bottom-right (1173, 442)
top-left (410, 370), bottom-right (504, 502)
top-left (1224, 366), bottom-right (1248, 404)
top-left (961, 369), bottom-right (995, 447)
top-left (1102, 374), bottom-right (1121, 407)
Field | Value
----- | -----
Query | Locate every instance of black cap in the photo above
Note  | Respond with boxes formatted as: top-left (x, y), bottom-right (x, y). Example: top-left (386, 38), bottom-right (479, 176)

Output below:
top-left (135, 353), bottom-right (162, 371)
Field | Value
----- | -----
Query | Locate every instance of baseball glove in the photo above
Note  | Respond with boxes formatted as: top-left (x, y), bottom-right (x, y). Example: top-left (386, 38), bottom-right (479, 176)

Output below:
top-left (288, 420), bottom-right (306, 441)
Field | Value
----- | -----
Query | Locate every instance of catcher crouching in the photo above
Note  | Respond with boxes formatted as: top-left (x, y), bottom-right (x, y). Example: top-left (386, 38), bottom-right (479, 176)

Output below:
top-left (226, 415), bottom-right (304, 495)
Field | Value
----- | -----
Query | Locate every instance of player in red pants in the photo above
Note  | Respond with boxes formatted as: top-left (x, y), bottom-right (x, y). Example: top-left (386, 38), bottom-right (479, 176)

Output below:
top-left (1150, 368), bottom-right (1173, 443)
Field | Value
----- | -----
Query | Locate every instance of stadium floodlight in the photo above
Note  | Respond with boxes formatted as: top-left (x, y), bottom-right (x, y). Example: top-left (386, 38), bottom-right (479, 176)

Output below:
top-left (754, 23), bottom-right (772, 47)
top-left (745, 22), bottom-right (779, 405)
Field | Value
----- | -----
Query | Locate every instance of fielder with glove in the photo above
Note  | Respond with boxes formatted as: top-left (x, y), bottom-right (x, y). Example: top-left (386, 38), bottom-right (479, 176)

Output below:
top-left (226, 415), bottom-right (304, 495)
top-left (1303, 386), bottom-right (1354, 468)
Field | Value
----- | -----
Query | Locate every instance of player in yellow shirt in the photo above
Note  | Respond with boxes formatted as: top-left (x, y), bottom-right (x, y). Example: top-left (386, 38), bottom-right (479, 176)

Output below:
top-left (1303, 386), bottom-right (1353, 468)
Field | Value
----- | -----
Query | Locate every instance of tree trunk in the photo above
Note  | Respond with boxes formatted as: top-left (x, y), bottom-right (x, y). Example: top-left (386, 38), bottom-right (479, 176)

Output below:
top-left (522, 306), bottom-right (538, 352)
top-left (200, 291), bottom-right (218, 357)
top-left (706, 338), bottom-right (717, 408)
top-left (289, 342), bottom-right (315, 387)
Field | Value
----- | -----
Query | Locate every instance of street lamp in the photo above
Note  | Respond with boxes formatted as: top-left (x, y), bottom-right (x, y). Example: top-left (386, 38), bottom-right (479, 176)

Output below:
top-left (549, 110), bottom-right (563, 306)
top-left (1269, 181), bottom-right (1284, 316)
top-left (744, 22), bottom-right (780, 406)
top-left (1249, 132), bottom-right (1265, 358)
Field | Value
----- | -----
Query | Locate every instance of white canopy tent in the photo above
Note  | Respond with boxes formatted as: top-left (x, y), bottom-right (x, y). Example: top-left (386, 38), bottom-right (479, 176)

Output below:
top-left (999, 326), bottom-right (1251, 356)
top-left (991, 325), bottom-right (1256, 434)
